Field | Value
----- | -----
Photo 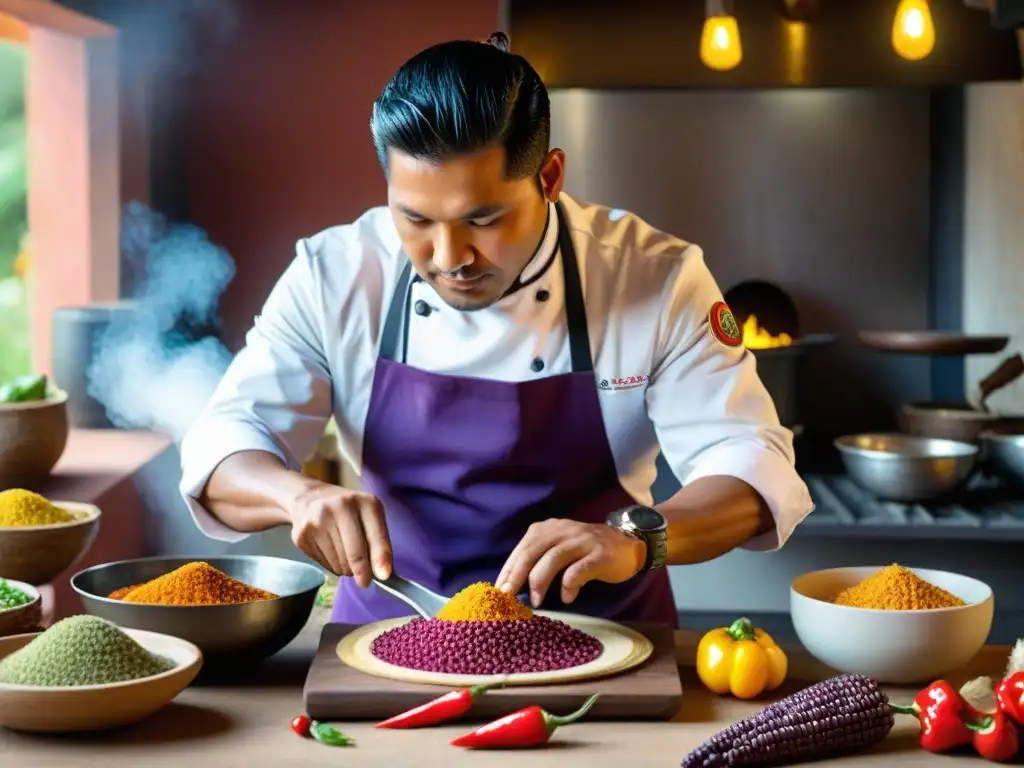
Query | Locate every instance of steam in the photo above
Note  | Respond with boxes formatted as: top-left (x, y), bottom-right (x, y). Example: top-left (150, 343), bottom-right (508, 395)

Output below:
top-left (106, 0), bottom-right (239, 76)
top-left (86, 202), bottom-right (236, 443)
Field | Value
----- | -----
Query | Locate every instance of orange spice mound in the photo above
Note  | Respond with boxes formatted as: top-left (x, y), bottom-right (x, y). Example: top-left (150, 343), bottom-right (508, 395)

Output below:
top-left (435, 581), bottom-right (533, 621)
top-left (107, 583), bottom-right (143, 601)
top-left (112, 562), bottom-right (277, 606)
top-left (831, 564), bottom-right (966, 611)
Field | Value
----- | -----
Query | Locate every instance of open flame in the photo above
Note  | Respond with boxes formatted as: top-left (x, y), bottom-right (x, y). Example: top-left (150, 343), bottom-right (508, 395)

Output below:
top-left (742, 314), bottom-right (793, 349)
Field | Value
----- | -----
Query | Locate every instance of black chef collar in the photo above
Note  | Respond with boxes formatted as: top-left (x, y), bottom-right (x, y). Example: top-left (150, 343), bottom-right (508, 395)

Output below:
top-left (502, 201), bottom-right (559, 298)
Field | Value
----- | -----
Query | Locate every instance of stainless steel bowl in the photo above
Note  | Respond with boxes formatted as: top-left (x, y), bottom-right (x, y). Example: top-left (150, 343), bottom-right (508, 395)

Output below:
top-left (983, 432), bottom-right (1024, 484)
top-left (834, 434), bottom-right (979, 502)
top-left (71, 556), bottom-right (325, 662)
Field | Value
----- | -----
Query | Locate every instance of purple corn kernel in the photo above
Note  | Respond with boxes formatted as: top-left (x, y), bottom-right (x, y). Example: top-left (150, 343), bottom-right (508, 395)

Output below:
top-left (371, 615), bottom-right (603, 674)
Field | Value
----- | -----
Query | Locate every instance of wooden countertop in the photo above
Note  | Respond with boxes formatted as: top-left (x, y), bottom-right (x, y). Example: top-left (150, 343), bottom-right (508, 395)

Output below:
top-left (1, 609), bottom-right (1013, 767)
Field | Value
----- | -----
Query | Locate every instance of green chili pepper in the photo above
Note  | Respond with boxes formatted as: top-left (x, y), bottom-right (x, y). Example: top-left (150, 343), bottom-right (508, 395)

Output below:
top-left (309, 720), bottom-right (354, 747)
top-left (0, 373), bottom-right (48, 404)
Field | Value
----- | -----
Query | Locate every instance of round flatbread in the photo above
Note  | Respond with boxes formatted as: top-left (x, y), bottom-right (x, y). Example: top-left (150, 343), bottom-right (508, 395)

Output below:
top-left (336, 611), bottom-right (654, 687)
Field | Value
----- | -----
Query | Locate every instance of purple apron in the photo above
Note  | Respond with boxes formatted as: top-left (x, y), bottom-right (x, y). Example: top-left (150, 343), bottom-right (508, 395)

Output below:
top-left (330, 203), bottom-right (677, 627)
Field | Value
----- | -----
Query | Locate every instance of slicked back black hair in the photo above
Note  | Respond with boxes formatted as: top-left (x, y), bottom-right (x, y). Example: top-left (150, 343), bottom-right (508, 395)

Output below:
top-left (370, 32), bottom-right (550, 181)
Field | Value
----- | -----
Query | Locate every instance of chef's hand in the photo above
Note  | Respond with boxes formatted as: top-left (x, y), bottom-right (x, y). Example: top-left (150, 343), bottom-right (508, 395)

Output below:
top-left (285, 481), bottom-right (393, 588)
top-left (495, 519), bottom-right (646, 607)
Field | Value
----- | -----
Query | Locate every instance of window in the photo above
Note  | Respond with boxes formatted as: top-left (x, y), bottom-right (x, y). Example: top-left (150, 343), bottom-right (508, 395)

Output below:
top-left (0, 39), bottom-right (27, 383)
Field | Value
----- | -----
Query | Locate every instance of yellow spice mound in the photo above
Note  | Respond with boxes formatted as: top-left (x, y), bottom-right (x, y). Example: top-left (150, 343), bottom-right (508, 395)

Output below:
top-left (436, 581), bottom-right (533, 622)
top-left (831, 564), bottom-right (966, 611)
top-left (120, 562), bottom-right (278, 606)
top-left (0, 489), bottom-right (75, 527)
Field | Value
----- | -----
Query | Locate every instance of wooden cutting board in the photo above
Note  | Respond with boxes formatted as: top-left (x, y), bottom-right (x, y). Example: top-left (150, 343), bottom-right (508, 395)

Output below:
top-left (303, 621), bottom-right (682, 721)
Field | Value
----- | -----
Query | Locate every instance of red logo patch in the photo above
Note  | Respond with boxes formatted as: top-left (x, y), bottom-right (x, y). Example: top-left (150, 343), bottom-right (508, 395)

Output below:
top-left (708, 301), bottom-right (743, 348)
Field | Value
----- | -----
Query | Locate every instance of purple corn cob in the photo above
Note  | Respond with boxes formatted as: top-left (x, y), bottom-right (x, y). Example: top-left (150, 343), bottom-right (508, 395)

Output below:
top-left (683, 673), bottom-right (896, 767)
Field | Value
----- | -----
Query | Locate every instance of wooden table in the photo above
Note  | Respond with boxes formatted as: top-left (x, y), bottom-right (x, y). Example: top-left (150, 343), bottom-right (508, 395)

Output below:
top-left (0, 608), bottom-right (1012, 767)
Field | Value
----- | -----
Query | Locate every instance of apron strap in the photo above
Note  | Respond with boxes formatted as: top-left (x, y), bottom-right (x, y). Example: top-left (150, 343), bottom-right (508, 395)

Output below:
top-left (377, 201), bottom-right (594, 372)
top-left (378, 260), bottom-right (414, 363)
top-left (554, 202), bottom-right (594, 374)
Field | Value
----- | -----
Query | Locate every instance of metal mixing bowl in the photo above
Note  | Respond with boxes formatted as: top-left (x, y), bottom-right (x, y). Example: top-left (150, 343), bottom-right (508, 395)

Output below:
top-left (71, 555), bottom-right (325, 663)
top-left (834, 433), bottom-right (979, 502)
top-left (983, 432), bottom-right (1024, 484)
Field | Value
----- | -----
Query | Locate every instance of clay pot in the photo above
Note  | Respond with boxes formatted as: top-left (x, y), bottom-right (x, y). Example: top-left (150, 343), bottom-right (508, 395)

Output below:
top-left (0, 390), bottom-right (69, 489)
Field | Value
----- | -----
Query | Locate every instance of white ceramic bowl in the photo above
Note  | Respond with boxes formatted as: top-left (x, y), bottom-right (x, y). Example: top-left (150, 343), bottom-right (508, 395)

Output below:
top-left (0, 501), bottom-right (101, 586)
top-left (0, 580), bottom-right (41, 637)
top-left (0, 626), bottom-right (202, 732)
top-left (791, 566), bottom-right (994, 684)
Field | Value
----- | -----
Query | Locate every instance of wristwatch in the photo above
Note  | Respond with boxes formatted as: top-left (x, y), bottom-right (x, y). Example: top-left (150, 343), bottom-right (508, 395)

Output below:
top-left (606, 505), bottom-right (668, 572)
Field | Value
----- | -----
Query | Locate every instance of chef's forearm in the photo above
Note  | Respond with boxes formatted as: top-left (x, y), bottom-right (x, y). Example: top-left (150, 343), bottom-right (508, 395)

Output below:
top-left (199, 450), bottom-right (314, 533)
top-left (654, 475), bottom-right (774, 565)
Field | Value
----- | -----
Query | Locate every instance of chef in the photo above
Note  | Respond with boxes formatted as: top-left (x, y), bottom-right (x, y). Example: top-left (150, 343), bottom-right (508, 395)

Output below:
top-left (179, 33), bottom-right (813, 627)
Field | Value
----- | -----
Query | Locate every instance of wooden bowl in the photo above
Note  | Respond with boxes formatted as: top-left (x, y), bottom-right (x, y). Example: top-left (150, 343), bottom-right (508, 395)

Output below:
top-left (0, 580), bottom-right (40, 638)
top-left (0, 626), bottom-right (202, 732)
top-left (0, 390), bottom-right (69, 489)
top-left (0, 502), bottom-right (101, 586)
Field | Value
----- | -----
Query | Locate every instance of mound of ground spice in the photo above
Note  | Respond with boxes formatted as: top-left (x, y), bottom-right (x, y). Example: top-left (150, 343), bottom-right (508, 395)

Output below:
top-left (831, 564), bottom-right (967, 611)
top-left (107, 583), bottom-right (143, 601)
top-left (0, 489), bottom-right (76, 527)
top-left (371, 615), bottom-right (603, 674)
top-left (435, 581), bottom-right (533, 622)
top-left (114, 562), bottom-right (278, 606)
top-left (0, 615), bottom-right (174, 686)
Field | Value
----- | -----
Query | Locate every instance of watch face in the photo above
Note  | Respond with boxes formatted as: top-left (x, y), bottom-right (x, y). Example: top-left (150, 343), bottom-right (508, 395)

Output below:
top-left (612, 505), bottom-right (666, 532)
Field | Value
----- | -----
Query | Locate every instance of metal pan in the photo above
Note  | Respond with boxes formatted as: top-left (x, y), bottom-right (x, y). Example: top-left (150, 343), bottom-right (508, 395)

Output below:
top-left (981, 430), bottom-right (1024, 485)
top-left (898, 354), bottom-right (1024, 444)
top-left (858, 331), bottom-right (1009, 356)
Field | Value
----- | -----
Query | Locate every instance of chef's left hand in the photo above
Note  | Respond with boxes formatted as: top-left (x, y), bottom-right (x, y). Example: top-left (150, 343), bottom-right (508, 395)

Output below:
top-left (496, 519), bottom-right (646, 607)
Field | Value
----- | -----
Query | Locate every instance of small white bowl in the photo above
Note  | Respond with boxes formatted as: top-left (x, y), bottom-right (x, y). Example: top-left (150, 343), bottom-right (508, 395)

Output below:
top-left (791, 566), bottom-right (994, 684)
top-left (0, 626), bottom-right (202, 732)
top-left (0, 580), bottom-right (41, 637)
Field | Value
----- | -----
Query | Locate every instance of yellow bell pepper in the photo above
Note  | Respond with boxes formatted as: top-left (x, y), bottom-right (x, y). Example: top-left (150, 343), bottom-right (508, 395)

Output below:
top-left (696, 617), bottom-right (788, 699)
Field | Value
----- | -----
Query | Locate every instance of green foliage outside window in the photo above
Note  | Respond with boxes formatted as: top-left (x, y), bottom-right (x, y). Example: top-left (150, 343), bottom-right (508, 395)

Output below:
top-left (0, 40), bottom-right (29, 383)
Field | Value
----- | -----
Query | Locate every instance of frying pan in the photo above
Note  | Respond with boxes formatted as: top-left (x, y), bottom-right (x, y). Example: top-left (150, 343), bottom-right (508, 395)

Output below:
top-left (898, 354), bottom-right (1024, 444)
top-left (858, 331), bottom-right (1009, 356)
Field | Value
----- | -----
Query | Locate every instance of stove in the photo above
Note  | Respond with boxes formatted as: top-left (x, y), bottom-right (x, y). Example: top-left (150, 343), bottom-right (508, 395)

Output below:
top-left (799, 469), bottom-right (1024, 542)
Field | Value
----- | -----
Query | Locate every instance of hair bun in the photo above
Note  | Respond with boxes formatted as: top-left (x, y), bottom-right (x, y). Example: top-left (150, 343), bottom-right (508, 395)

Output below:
top-left (485, 31), bottom-right (509, 52)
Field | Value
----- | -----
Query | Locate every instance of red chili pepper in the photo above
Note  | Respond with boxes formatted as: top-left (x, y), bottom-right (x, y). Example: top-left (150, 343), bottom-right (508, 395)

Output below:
top-left (996, 672), bottom-right (1024, 725)
top-left (891, 680), bottom-right (975, 753)
top-left (450, 694), bottom-right (599, 749)
top-left (376, 684), bottom-right (496, 729)
top-left (290, 714), bottom-right (311, 736)
top-left (969, 711), bottom-right (1020, 763)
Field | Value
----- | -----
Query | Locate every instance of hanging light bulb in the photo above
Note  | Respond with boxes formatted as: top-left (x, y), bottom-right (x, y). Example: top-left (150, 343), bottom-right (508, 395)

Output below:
top-left (891, 0), bottom-right (935, 61)
top-left (700, 0), bottom-right (743, 72)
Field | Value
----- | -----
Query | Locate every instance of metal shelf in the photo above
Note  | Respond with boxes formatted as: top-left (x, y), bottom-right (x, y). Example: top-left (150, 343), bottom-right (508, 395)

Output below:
top-left (796, 472), bottom-right (1024, 541)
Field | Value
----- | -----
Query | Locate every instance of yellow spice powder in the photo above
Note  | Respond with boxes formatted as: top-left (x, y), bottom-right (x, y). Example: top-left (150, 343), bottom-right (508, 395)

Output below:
top-left (831, 564), bottom-right (966, 611)
top-left (0, 489), bottom-right (75, 527)
top-left (436, 582), bottom-right (533, 622)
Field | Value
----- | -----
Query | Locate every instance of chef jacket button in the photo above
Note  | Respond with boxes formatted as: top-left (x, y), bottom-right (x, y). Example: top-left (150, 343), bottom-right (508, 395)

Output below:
top-left (414, 300), bottom-right (431, 317)
top-left (536, 289), bottom-right (550, 302)
top-left (530, 357), bottom-right (545, 372)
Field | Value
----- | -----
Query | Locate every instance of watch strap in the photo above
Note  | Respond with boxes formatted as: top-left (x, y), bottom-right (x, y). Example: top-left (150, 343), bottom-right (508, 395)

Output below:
top-left (607, 506), bottom-right (668, 572)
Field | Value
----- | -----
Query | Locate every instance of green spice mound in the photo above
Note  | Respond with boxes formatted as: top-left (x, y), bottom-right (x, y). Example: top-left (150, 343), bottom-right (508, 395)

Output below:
top-left (0, 615), bottom-right (176, 687)
top-left (0, 579), bottom-right (32, 610)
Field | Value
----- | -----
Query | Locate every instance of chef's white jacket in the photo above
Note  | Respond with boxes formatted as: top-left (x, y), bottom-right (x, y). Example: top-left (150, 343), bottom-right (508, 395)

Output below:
top-left (180, 192), bottom-right (814, 551)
